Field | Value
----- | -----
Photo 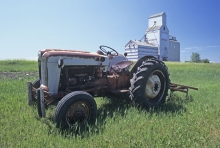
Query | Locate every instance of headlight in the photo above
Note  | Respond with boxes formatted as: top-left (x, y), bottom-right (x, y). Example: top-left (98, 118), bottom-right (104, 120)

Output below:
top-left (38, 51), bottom-right (41, 58)
top-left (58, 58), bottom-right (63, 68)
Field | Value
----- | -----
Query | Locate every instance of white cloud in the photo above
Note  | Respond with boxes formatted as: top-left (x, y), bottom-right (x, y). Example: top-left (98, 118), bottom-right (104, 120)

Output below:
top-left (181, 45), bottom-right (220, 52)
top-left (184, 46), bottom-right (199, 50)
top-left (180, 50), bottom-right (189, 53)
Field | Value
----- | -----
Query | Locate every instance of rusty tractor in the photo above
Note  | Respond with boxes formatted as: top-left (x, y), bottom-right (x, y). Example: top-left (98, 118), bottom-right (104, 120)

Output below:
top-left (27, 45), bottom-right (198, 129)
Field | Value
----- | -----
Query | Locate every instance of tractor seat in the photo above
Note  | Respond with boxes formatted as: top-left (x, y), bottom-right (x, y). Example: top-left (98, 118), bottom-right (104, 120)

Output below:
top-left (111, 60), bottom-right (133, 72)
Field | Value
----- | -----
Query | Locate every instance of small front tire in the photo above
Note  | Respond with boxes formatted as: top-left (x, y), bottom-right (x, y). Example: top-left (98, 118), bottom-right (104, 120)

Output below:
top-left (33, 78), bottom-right (40, 88)
top-left (36, 88), bottom-right (46, 118)
top-left (27, 79), bottom-right (40, 106)
top-left (54, 91), bottom-right (97, 129)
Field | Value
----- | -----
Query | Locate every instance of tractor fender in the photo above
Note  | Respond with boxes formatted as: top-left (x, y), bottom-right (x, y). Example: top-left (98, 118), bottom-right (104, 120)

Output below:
top-left (130, 55), bottom-right (156, 74)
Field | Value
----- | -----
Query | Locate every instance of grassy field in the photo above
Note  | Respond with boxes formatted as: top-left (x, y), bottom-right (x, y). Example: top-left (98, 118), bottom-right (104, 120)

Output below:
top-left (0, 60), bottom-right (220, 147)
top-left (0, 60), bottom-right (37, 72)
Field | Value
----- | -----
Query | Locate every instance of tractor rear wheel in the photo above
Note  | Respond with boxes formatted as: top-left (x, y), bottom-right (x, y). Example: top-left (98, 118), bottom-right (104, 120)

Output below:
top-left (54, 91), bottom-right (97, 129)
top-left (129, 60), bottom-right (169, 108)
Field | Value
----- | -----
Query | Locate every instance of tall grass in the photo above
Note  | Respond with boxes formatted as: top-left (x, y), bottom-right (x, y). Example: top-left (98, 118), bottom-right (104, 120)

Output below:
top-left (0, 61), bottom-right (219, 147)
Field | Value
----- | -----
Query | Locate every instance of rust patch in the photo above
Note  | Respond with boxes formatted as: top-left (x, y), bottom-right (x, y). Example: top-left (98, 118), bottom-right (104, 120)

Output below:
top-left (94, 73), bottom-right (131, 90)
top-left (41, 50), bottom-right (106, 60)
top-left (39, 49), bottom-right (90, 57)
top-left (112, 61), bottom-right (133, 72)
top-left (40, 84), bottom-right (48, 91)
top-left (169, 83), bottom-right (198, 97)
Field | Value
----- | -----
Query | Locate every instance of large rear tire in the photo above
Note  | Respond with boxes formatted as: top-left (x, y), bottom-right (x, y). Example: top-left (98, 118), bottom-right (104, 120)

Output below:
top-left (129, 60), bottom-right (169, 108)
top-left (54, 91), bottom-right (97, 129)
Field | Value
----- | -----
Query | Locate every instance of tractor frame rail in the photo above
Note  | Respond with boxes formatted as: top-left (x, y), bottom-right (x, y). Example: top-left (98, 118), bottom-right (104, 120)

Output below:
top-left (169, 83), bottom-right (198, 97)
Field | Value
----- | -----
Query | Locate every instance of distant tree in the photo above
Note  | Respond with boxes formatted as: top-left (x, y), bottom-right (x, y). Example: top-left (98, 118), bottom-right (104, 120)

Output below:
top-left (201, 59), bottom-right (210, 63)
top-left (190, 52), bottom-right (201, 62)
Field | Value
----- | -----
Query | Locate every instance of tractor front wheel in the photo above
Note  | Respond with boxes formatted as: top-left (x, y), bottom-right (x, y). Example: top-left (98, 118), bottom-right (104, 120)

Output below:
top-left (54, 91), bottom-right (97, 129)
top-left (129, 60), bottom-right (169, 108)
top-left (27, 78), bottom-right (40, 106)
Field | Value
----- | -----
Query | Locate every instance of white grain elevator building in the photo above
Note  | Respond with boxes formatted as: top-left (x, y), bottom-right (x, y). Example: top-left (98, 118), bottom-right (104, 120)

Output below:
top-left (125, 12), bottom-right (180, 61)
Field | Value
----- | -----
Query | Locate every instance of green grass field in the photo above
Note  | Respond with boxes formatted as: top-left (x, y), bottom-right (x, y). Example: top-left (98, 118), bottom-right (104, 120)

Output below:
top-left (0, 60), bottom-right (220, 147)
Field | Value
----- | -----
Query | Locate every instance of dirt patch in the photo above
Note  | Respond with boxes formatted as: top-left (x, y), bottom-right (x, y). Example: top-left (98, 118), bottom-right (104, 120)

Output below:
top-left (0, 72), bottom-right (39, 80)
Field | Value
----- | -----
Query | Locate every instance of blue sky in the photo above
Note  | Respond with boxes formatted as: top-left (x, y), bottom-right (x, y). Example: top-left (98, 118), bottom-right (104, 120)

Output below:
top-left (0, 0), bottom-right (220, 62)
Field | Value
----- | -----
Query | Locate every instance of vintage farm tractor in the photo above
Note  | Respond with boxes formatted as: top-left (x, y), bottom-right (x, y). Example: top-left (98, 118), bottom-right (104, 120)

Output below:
top-left (27, 45), bottom-right (197, 129)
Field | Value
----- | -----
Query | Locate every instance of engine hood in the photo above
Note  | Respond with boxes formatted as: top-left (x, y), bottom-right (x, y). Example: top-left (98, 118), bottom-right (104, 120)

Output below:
top-left (39, 49), bottom-right (107, 59)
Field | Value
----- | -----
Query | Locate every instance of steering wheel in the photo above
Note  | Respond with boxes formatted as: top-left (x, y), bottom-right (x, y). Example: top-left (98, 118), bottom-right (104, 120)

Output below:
top-left (99, 45), bottom-right (118, 56)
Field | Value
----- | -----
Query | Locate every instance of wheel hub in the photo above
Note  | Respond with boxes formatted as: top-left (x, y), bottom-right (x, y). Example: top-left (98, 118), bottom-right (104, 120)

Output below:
top-left (66, 101), bottom-right (90, 125)
top-left (145, 74), bottom-right (161, 99)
